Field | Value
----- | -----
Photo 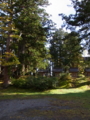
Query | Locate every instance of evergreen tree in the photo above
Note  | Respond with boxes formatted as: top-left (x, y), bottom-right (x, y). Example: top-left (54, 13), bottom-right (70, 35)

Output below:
top-left (59, 0), bottom-right (90, 51)
top-left (63, 32), bottom-right (83, 67)
top-left (0, 0), bottom-right (20, 87)
top-left (13, 0), bottom-right (51, 74)
top-left (50, 29), bottom-right (83, 68)
top-left (0, 0), bottom-right (53, 86)
top-left (50, 28), bottom-right (68, 68)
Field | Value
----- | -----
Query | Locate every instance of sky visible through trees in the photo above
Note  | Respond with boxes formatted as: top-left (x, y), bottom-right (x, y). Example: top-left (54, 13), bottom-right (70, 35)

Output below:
top-left (45, 0), bottom-right (90, 57)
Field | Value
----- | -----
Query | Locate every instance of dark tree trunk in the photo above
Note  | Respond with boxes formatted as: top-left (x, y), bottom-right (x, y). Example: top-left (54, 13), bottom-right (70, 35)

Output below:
top-left (1, 1), bottom-right (13, 88)
top-left (3, 66), bottom-right (10, 88)
top-left (3, 31), bottom-right (11, 88)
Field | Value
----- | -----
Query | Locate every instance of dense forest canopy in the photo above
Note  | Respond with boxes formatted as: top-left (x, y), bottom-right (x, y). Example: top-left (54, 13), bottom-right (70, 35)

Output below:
top-left (0, 0), bottom-right (90, 87)
top-left (0, 0), bottom-right (55, 87)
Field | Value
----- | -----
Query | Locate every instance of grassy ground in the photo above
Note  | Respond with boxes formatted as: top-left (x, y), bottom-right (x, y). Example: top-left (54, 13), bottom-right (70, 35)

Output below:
top-left (0, 77), bottom-right (90, 99)
top-left (0, 84), bottom-right (90, 99)
top-left (0, 80), bottom-right (90, 120)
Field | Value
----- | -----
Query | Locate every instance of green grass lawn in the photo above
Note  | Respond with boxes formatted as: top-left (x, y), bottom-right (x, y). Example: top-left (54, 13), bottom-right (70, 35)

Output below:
top-left (0, 77), bottom-right (90, 102)
top-left (0, 85), bottom-right (90, 99)
top-left (0, 80), bottom-right (90, 119)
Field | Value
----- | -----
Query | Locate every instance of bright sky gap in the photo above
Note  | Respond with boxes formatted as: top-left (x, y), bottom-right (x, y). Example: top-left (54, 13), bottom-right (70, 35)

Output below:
top-left (45, 0), bottom-right (75, 29)
top-left (45, 0), bottom-right (90, 57)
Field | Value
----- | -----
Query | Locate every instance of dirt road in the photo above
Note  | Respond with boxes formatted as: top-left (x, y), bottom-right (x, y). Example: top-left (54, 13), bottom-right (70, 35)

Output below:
top-left (0, 97), bottom-right (90, 120)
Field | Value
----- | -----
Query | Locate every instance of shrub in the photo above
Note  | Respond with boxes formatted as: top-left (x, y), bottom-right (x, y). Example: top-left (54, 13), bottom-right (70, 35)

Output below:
top-left (78, 74), bottom-right (86, 80)
top-left (58, 73), bottom-right (72, 88)
top-left (73, 74), bottom-right (88, 87)
top-left (59, 73), bottom-right (72, 80)
top-left (11, 76), bottom-right (27, 88)
top-left (11, 76), bottom-right (59, 91)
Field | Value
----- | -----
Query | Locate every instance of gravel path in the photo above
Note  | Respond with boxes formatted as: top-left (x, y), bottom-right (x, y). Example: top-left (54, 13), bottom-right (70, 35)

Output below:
top-left (0, 98), bottom-right (53, 120)
top-left (0, 97), bottom-right (90, 120)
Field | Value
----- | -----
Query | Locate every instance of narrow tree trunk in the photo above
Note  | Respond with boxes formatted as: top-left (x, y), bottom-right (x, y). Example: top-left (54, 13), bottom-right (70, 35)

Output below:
top-left (2, 0), bottom-right (14, 87)
top-left (25, 65), bottom-right (27, 73)
top-left (3, 66), bottom-right (10, 88)
top-left (22, 64), bottom-right (25, 75)
top-left (3, 31), bottom-right (11, 87)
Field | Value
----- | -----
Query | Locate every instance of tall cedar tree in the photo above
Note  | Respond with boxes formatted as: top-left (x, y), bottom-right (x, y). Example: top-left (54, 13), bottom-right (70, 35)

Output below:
top-left (63, 32), bottom-right (83, 68)
top-left (0, 0), bottom-right (52, 86)
top-left (50, 28), bottom-right (67, 68)
top-left (13, 0), bottom-right (51, 75)
top-left (50, 29), bottom-right (82, 68)
top-left (0, 0), bottom-right (20, 87)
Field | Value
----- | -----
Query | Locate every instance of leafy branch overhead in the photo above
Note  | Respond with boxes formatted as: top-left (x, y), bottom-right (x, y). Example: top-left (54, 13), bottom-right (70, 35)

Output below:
top-left (0, 52), bottom-right (20, 66)
top-left (59, 0), bottom-right (90, 40)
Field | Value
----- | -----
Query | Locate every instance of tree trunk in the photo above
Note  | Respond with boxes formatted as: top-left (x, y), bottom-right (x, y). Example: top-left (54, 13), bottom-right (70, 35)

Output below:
top-left (3, 66), bottom-right (10, 88)
top-left (1, 1), bottom-right (14, 87)
top-left (22, 64), bottom-right (25, 75)
top-left (3, 30), bottom-right (11, 87)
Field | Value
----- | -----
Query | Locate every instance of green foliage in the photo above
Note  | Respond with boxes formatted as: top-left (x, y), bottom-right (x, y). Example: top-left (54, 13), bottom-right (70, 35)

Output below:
top-left (78, 74), bottom-right (86, 79)
top-left (0, 52), bottom-right (20, 66)
top-left (64, 32), bottom-right (83, 67)
top-left (0, 0), bottom-right (53, 86)
top-left (58, 73), bottom-right (72, 88)
top-left (58, 73), bottom-right (89, 88)
top-left (11, 76), bottom-right (27, 88)
top-left (11, 73), bottom-right (89, 90)
top-left (12, 0), bottom-right (52, 73)
top-left (11, 76), bottom-right (59, 91)
top-left (50, 28), bottom-right (68, 67)
top-left (73, 74), bottom-right (89, 88)
top-left (60, 0), bottom-right (90, 53)
top-left (59, 73), bottom-right (72, 80)
top-left (50, 29), bottom-right (82, 68)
